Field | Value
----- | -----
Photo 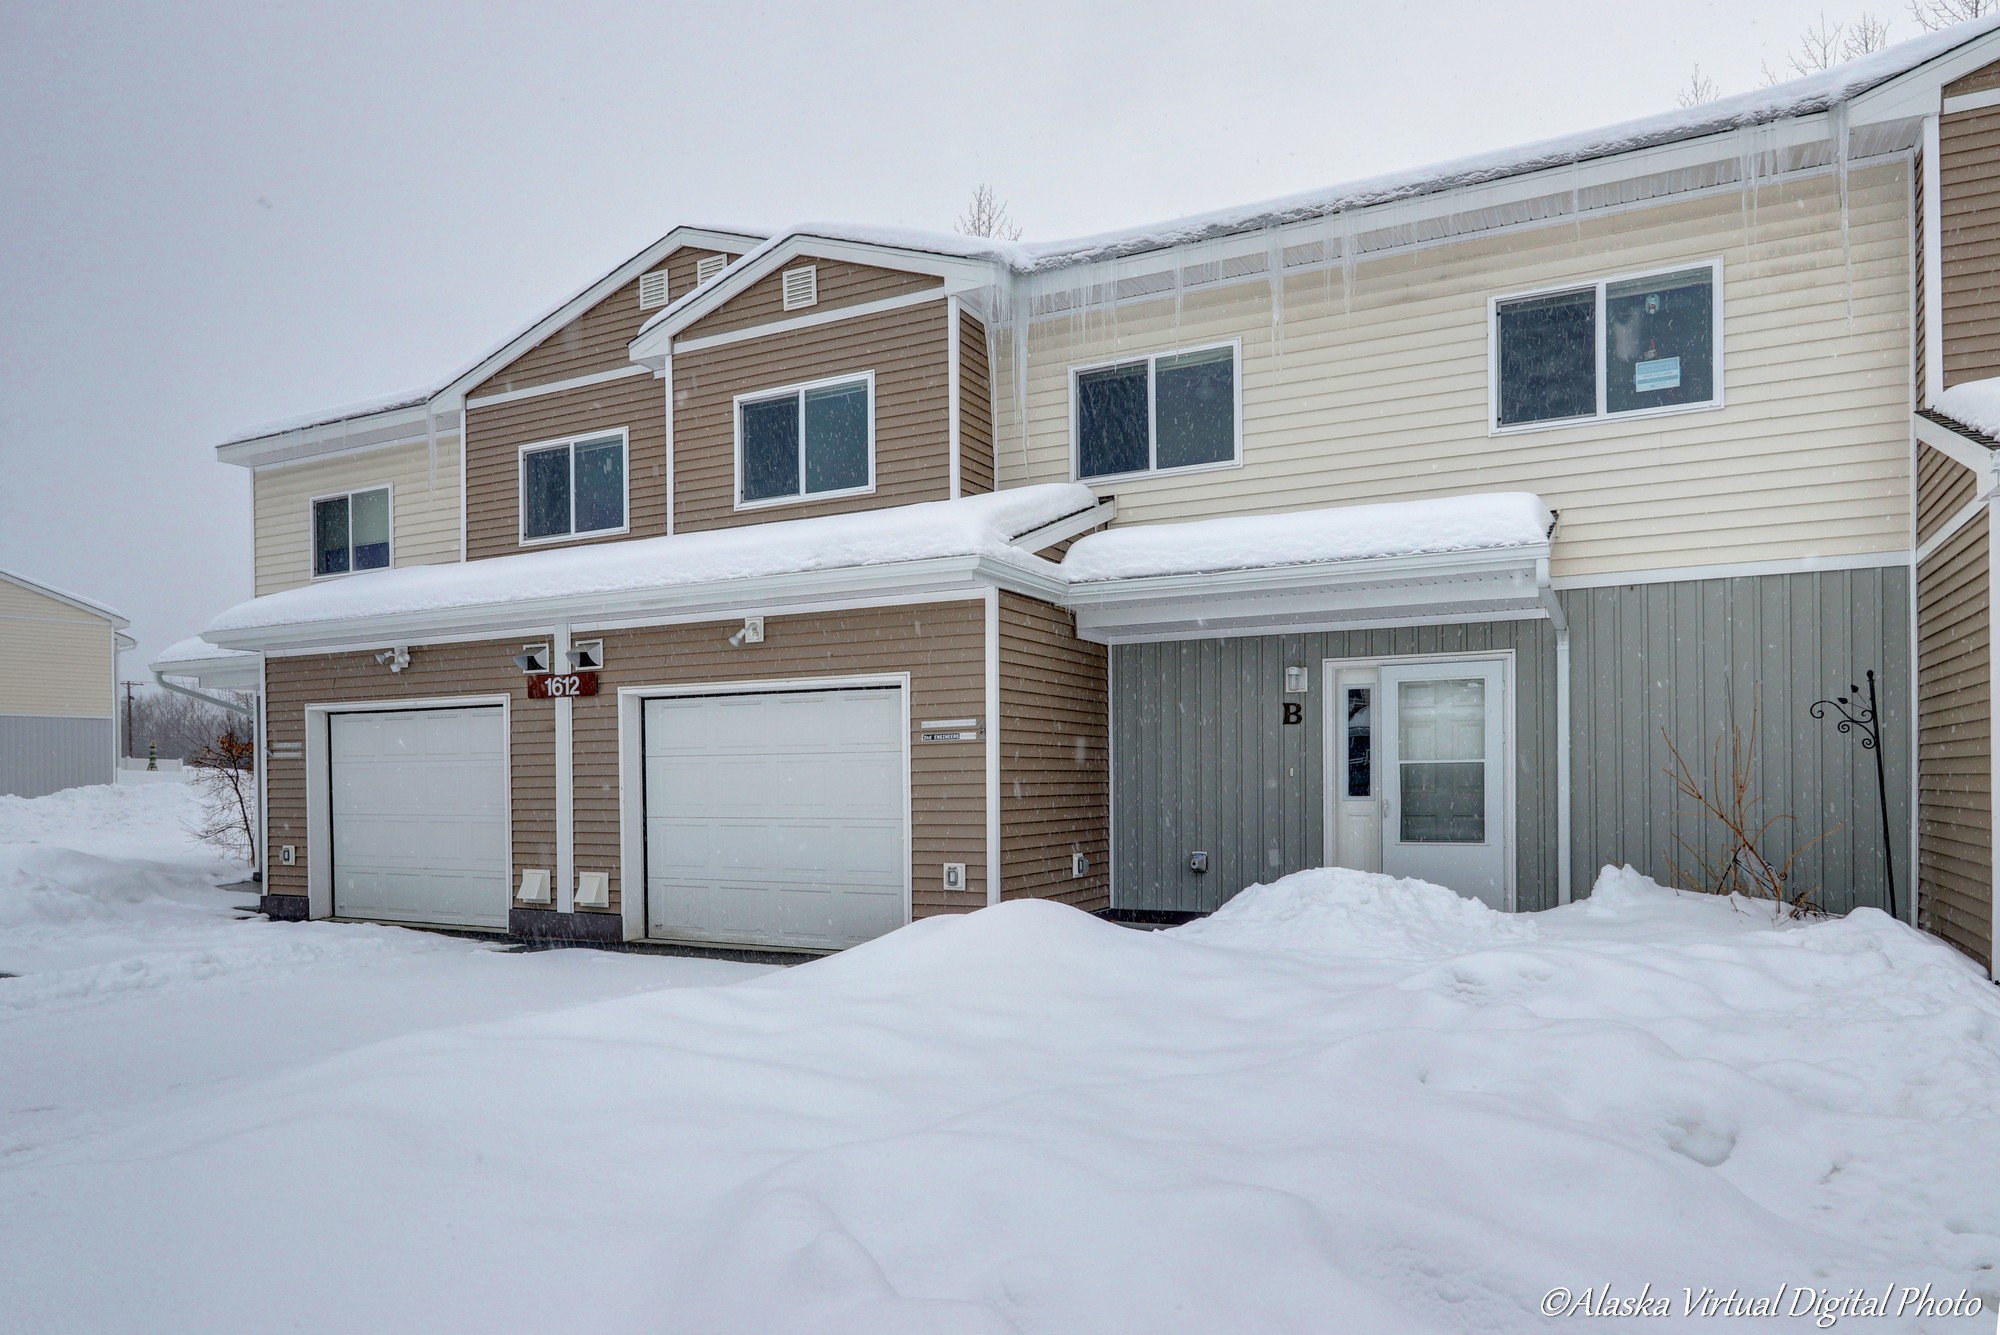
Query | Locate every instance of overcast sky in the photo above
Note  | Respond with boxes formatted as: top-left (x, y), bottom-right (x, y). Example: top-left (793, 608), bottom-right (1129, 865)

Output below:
top-left (0, 0), bottom-right (1902, 674)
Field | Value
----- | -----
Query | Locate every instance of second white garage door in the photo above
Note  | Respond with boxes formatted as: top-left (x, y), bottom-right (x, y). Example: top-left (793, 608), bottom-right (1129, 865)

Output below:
top-left (643, 688), bottom-right (906, 950)
top-left (329, 706), bottom-right (509, 930)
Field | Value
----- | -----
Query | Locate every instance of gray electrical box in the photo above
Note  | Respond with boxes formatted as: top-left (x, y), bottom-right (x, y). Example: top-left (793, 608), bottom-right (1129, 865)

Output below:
top-left (942, 862), bottom-right (967, 892)
top-left (1188, 851), bottom-right (1209, 874)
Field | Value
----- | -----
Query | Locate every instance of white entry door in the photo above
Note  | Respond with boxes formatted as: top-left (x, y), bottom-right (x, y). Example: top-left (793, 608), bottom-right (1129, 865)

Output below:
top-left (642, 687), bottom-right (907, 950)
top-left (1378, 661), bottom-right (1509, 909)
top-left (328, 706), bottom-right (509, 929)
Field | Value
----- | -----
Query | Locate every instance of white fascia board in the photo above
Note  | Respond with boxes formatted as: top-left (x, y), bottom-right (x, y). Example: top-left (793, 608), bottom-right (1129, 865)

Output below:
top-left (205, 554), bottom-right (1067, 654)
top-left (1066, 547), bottom-right (1549, 644)
top-left (1006, 498), bottom-right (1116, 554)
top-left (631, 234), bottom-right (1001, 361)
top-left (218, 402), bottom-right (465, 469)
top-left (1851, 27), bottom-right (2000, 123)
top-left (1914, 412), bottom-right (2000, 489)
top-left (156, 657), bottom-right (265, 691)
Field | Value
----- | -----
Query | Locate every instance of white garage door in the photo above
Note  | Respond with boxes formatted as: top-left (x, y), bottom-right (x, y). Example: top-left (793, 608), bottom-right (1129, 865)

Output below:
top-left (329, 707), bottom-right (509, 930)
top-left (643, 688), bottom-right (906, 950)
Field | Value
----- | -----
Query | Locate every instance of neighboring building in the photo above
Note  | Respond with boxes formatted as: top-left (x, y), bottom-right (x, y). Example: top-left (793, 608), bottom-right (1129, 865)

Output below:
top-left (177, 22), bottom-right (2000, 978)
top-left (0, 568), bottom-right (131, 798)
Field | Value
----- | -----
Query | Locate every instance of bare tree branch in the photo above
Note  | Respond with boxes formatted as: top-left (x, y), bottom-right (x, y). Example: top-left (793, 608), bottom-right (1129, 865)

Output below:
top-left (1676, 64), bottom-right (1720, 108)
top-left (1843, 11), bottom-right (1892, 55)
top-left (187, 727), bottom-right (258, 869)
top-left (1909, 0), bottom-right (1992, 31)
top-left (955, 184), bottom-right (1022, 242)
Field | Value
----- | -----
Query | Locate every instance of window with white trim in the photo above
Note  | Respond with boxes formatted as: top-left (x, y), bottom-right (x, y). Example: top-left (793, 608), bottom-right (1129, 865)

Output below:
top-left (312, 486), bottom-right (390, 578)
top-left (1071, 343), bottom-right (1239, 481)
top-left (520, 431), bottom-right (627, 541)
top-left (1493, 262), bottom-right (1720, 429)
top-left (736, 374), bottom-right (873, 506)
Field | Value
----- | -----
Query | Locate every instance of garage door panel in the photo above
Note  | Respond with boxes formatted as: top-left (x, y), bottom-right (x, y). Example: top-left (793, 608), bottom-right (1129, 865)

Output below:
top-left (643, 689), bottom-right (907, 950)
top-left (330, 707), bottom-right (508, 930)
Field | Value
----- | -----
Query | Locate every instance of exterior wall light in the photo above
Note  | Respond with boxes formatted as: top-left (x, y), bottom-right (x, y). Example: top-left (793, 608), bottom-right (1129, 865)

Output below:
top-left (727, 616), bottom-right (765, 648)
top-left (513, 643), bottom-right (551, 673)
top-left (375, 646), bottom-right (410, 673)
top-left (569, 639), bottom-right (604, 670)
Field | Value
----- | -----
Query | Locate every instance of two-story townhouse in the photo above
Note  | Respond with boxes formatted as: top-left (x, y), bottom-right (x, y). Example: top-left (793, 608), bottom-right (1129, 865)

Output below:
top-left (173, 20), bottom-right (2000, 978)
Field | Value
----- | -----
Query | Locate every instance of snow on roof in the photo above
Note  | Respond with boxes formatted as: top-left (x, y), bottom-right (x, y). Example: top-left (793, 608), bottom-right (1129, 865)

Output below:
top-left (1933, 377), bottom-right (2000, 443)
top-left (206, 484), bottom-right (1098, 637)
top-left (1060, 493), bottom-right (1554, 584)
top-left (151, 636), bottom-right (259, 669)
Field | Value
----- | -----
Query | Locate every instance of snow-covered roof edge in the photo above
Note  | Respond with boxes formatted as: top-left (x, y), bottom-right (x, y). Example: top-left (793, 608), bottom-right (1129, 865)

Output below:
top-left (0, 568), bottom-right (127, 626)
top-left (152, 635), bottom-right (260, 669)
top-left (218, 224), bottom-right (769, 452)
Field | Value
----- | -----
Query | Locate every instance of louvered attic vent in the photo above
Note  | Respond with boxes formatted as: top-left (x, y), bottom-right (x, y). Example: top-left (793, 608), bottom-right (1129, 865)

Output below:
top-left (638, 270), bottom-right (669, 309)
top-left (781, 265), bottom-right (818, 311)
top-left (695, 253), bottom-right (728, 286)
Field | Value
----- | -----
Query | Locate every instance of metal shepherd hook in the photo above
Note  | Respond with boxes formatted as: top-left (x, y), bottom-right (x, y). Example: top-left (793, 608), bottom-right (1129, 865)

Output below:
top-left (1808, 670), bottom-right (1897, 922)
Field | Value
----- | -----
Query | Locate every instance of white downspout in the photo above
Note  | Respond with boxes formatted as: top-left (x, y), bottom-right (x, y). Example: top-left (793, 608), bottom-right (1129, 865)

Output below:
top-left (1537, 556), bottom-right (1573, 906)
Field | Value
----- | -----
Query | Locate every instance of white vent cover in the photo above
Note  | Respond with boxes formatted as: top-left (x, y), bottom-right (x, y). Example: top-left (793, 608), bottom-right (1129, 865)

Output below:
top-left (781, 265), bottom-right (818, 311)
top-left (576, 871), bottom-right (610, 908)
top-left (517, 868), bottom-right (552, 904)
top-left (695, 253), bottom-right (728, 286)
top-left (638, 270), bottom-right (669, 309)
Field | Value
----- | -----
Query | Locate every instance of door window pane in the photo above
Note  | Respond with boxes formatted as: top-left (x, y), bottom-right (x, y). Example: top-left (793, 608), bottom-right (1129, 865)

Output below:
top-left (804, 380), bottom-right (870, 493)
top-left (1345, 687), bottom-right (1372, 798)
top-left (1398, 678), bottom-right (1486, 844)
top-left (349, 488), bottom-right (390, 570)
top-left (1154, 346), bottom-right (1235, 470)
top-left (1076, 361), bottom-right (1149, 479)
top-left (313, 495), bottom-right (350, 576)
top-left (740, 396), bottom-right (801, 502)
top-left (1496, 288), bottom-right (1596, 426)
top-left (523, 446), bottom-right (571, 539)
top-left (1605, 268), bottom-right (1714, 414)
top-left (573, 436), bottom-right (625, 532)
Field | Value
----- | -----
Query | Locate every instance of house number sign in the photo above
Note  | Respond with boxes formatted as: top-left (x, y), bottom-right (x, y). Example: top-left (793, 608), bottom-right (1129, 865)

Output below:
top-left (527, 672), bottom-right (599, 699)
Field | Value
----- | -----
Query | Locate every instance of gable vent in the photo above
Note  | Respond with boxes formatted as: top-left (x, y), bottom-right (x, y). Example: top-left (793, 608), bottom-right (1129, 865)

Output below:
top-left (638, 270), bottom-right (670, 309)
top-left (695, 253), bottom-right (729, 286)
top-left (781, 265), bottom-right (818, 311)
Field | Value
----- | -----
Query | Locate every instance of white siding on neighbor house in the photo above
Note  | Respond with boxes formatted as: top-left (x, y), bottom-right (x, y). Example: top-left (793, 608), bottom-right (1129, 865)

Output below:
top-left (992, 162), bottom-right (1914, 580)
top-left (0, 580), bottom-right (117, 718)
top-left (252, 436), bottom-right (462, 595)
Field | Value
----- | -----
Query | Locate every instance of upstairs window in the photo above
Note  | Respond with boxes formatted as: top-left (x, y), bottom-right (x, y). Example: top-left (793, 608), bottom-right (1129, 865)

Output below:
top-left (1072, 343), bottom-right (1239, 481)
top-left (1493, 262), bottom-right (1720, 430)
top-left (736, 373), bottom-right (873, 507)
top-left (312, 486), bottom-right (390, 578)
top-left (520, 431), bottom-right (627, 542)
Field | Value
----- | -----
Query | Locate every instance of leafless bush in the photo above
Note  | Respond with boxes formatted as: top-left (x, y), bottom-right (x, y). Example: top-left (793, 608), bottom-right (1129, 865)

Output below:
top-left (188, 728), bottom-right (258, 869)
top-left (1661, 695), bottom-right (1836, 916)
top-left (1676, 65), bottom-right (1720, 108)
top-left (955, 184), bottom-right (1022, 242)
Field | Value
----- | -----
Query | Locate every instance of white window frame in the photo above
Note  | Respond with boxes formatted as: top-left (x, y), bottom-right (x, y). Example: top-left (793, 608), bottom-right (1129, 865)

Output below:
top-left (732, 370), bottom-right (877, 512)
top-left (516, 427), bottom-right (632, 546)
top-left (1066, 339), bottom-right (1244, 484)
top-left (308, 484), bottom-right (394, 581)
top-left (1487, 257), bottom-right (1726, 436)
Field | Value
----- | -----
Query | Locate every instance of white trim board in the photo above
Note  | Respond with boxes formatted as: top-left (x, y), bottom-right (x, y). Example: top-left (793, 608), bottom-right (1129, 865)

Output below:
top-left (668, 289), bottom-right (947, 357)
top-left (1551, 550), bottom-right (1912, 590)
top-left (465, 364), bottom-right (652, 410)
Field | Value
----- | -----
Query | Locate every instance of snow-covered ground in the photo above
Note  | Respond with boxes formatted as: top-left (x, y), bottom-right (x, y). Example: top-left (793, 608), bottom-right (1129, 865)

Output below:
top-left (1, 788), bottom-right (1996, 1332)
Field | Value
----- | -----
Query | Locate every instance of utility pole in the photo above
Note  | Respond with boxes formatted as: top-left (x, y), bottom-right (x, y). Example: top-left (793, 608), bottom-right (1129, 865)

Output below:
top-left (121, 680), bottom-right (141, 759)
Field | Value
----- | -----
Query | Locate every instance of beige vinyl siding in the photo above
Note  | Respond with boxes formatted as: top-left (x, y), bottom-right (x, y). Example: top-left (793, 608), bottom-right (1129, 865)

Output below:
top-left (994, 163), bottom-right (1913, 580)
top-left (1940, 104), bottom-right (2000, 387)
top-left (468, 247), bottom-right (734, 399)
top-left (261, 641), bottom-right (556, 907)
top-left (252, 437), bottom-right (462, 596)
top-left (1916, 512), bottom-right (1992, 969)
top-left (672, 301), bottom-right (951, 531)
top-left (1918, 443), bottom-right (1979, 545)
top-left (683, 256), bottom-right (941, 342)
top-left (573, 601), bottom-right (989, 920)
top-left (1946, 56), bottom-right (2000, 97)
top-left (0, 581), bottom-right (115, 718)
top-left (959, 310), bottom-right (995, 495)
top-left (463, 376), bottom-right (665, 559)
top-left (998, 593), bottom-right (1108, 910)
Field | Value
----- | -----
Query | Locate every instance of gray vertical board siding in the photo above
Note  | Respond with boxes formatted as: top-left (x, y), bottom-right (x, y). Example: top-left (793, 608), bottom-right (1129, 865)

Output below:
top-left (0, 714), bottom-right (113, 798)
top-left (1563, 567), bottom-right (1912, 917)
top-left (1110, 620), bottom-right (1559, 914)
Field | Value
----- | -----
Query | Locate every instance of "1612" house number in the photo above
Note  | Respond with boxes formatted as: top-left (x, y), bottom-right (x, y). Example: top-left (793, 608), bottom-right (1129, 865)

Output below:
top-left (526, 671), bottom-right (599, 699)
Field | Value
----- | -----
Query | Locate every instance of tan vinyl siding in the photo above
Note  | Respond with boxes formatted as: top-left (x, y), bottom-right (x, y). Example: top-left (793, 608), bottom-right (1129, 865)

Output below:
top-left (998, 593), bottom-right (1108, 910)
top-left (252, 437), bottom-right (462, 596)
top-left (672, 301), bottom-right (951, 531)
top-left (1916, 512), bottom-right (1992, 969)
top-left (468, 247), bottom-right (734, 399)
top-left (261, 640), bottom-right (556, 907)
top-left (1946, 57), bottom-right (2000, 97)
top-left (959, 310), bottom-right (995, 495)
top-left (0, 581), bottom-right (115, 718)
top-left (463, 376), bottom-right (664, 559)
top-left (683, 256), bottom-right (941, 342)
top-left (1940, 104), bottom-right (2000, 387)
top-left (995, 163), bottom-right (1913, 580)
top-left (1918, 443), bottom-right (1979, 545)
top-left (574, 601), bottom-right (989, 919)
